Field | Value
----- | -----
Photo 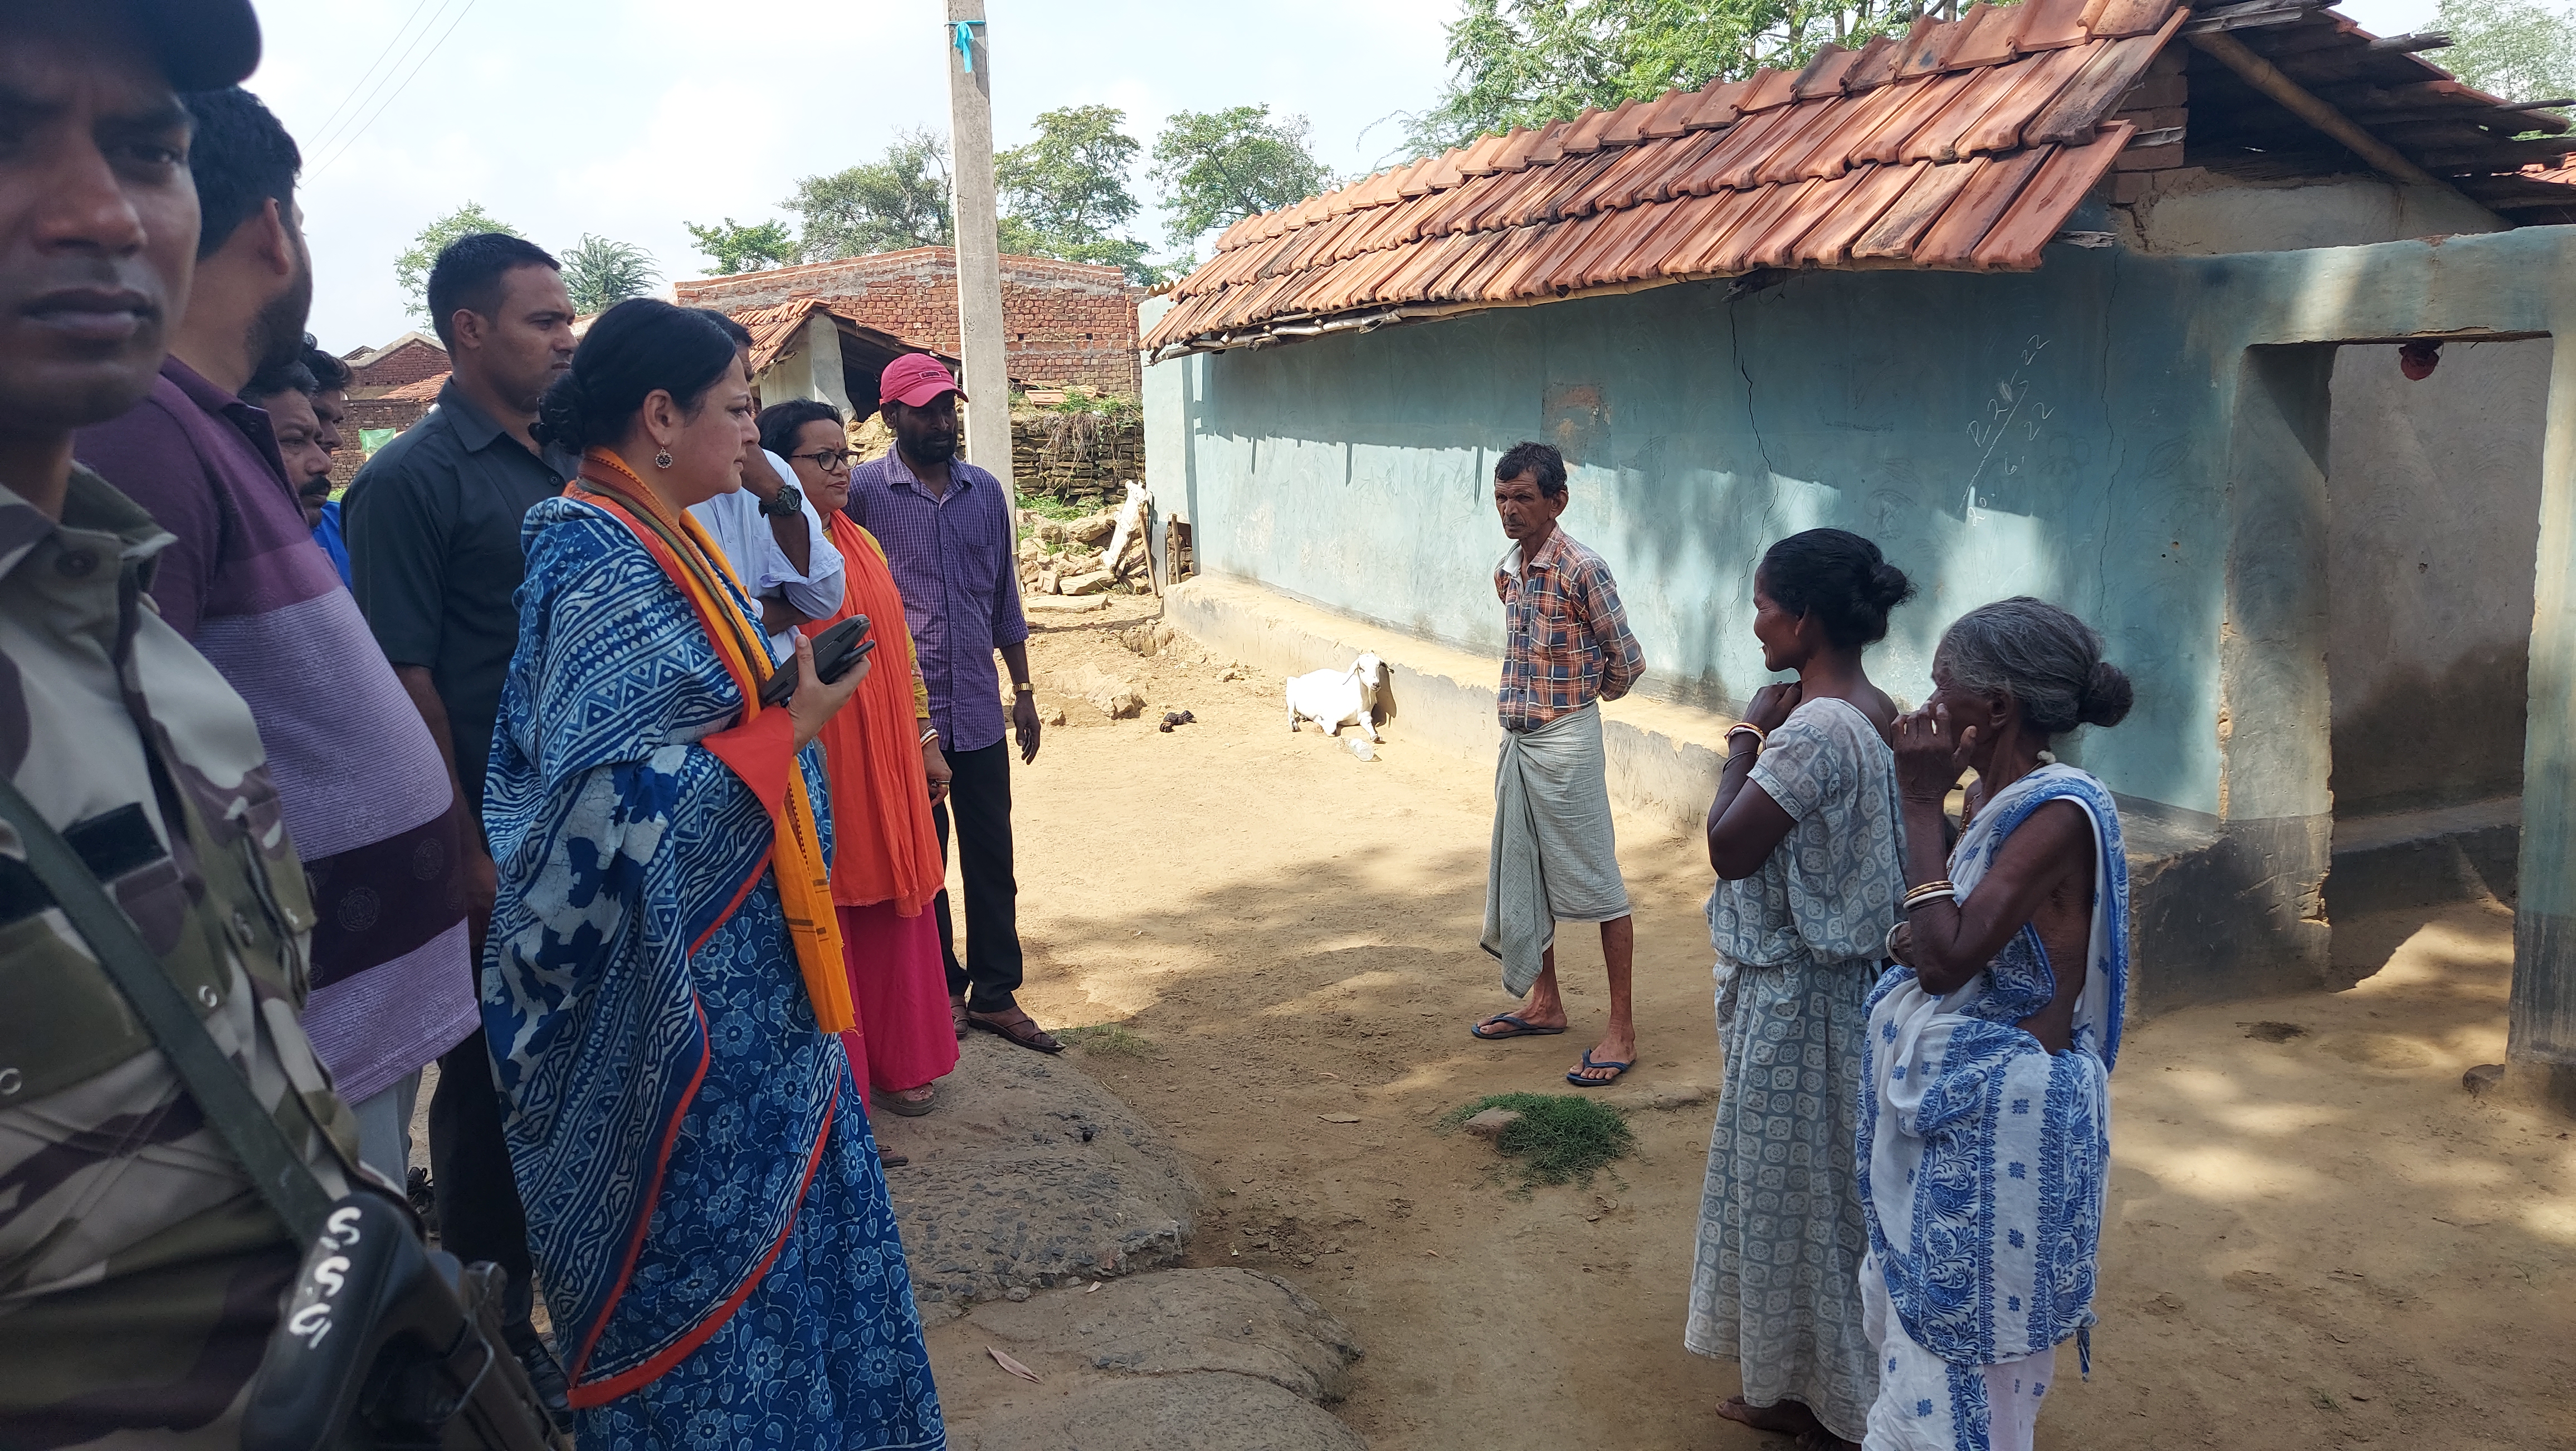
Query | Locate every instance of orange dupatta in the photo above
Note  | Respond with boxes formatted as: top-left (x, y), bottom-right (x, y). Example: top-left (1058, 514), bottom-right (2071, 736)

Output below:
top-left (803, 511), bottom-right (944, 916)
top-left (567, 450), bottom-right (853, 1033)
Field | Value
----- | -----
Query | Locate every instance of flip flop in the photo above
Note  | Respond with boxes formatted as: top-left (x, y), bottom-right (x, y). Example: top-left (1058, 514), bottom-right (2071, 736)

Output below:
top-left (1471, 1012), bottom-right (1567, 1040)
top-left (968, 1011), bottom-right (1064, 1055)
top-left (1566, 1049), bottom-right (1632, 1087)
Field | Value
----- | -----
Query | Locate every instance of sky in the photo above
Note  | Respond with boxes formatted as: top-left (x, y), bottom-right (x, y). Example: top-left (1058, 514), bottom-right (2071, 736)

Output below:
top-left (250, 0), bottom-right (1459, 350)
top-left (251, 0), bottom-right (2448, 352)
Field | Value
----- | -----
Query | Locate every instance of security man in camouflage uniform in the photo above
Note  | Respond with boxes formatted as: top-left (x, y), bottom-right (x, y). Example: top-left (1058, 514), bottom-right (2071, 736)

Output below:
top-left (0, 2), bottom-right (368, 1443)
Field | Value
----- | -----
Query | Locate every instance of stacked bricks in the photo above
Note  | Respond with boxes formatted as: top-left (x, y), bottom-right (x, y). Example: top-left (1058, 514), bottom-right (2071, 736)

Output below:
top-left (345, 335), bottom-right (449, 392)
top-left (2107, 45), bottom-right (2190, 206)
top-left (676, 248), bottom-right (1141, 398)
top-left (1010, 411), bottom-right (1145, 506)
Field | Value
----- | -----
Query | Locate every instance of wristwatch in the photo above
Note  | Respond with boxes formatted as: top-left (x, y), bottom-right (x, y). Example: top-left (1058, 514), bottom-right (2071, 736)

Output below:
top-left (758, 483), bottom-right (804, 519)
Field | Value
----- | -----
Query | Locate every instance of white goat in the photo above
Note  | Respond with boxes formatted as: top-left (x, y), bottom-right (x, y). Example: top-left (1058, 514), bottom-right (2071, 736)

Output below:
top-left (1285, 653), bottom-right (1387, 743)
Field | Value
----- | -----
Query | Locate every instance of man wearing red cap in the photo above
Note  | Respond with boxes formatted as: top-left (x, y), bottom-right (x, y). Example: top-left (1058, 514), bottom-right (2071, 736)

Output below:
top-left (848, 354), bottom-right (1060, 1053)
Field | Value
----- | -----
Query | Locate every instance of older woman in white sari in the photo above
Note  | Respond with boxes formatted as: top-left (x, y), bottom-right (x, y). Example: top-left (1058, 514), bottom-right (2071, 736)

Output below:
top-left (1867, 597), bottom-right (2134, 1451)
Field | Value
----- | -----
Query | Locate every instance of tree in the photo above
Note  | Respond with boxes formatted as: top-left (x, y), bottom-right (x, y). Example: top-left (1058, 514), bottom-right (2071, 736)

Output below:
top-left (1149, 106), bottom-right (1336, 249)
top-left (2436, 0), bottom-right (2576, 110)
top-left (996, 105), bottom-right (1167, 284)
top-left (684, 216), bottom-right (797, 276)
top-left (999, 104), bottom-right (1143, 240)
top-left (786, 128), bottom-right (954, 262)
top-left (394, 201), bottom-right (518, 321)
top-left (560, 234), bottom-right (661, 316)
top-left (1403, 0), bottom-right (1931, 155)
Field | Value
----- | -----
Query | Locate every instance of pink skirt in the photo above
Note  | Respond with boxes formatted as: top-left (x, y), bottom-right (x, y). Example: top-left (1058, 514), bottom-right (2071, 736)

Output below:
top-left (836, 900), bottom-right (958, 1109)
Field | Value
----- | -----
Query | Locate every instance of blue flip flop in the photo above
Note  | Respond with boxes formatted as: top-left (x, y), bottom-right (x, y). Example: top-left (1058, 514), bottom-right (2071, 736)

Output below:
top-left (1471, 1012), bottom-right (1567, 1040)
top-left (1566, 1049), bottom-right (1632, 1087)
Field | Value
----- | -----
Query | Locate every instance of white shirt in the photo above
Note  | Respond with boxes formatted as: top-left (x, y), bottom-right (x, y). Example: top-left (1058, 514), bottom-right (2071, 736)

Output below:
top-left (689, 449), bottom-right (847, 663)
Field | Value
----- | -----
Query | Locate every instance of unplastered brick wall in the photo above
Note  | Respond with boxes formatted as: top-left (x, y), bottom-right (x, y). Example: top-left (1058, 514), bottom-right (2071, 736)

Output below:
top-left (2105, 44), bottom-right (2189, 209)
top-left (347, 335), bottom-right (449, 392)
top-left (677, 247), bottom-right (1140, 396)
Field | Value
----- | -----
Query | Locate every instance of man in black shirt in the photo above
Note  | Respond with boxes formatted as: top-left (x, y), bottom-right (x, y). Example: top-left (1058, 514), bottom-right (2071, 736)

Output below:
top-left (341, 231), bottom-right (576, 1421)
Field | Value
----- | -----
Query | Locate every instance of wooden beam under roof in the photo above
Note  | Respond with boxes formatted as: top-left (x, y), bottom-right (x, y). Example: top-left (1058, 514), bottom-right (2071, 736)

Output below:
top-left (2188, 27), bottom-right (2476, 198)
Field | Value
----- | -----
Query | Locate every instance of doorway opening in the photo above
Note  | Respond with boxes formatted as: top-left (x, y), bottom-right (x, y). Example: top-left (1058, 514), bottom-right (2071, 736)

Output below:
top-left (2322, 337), bottom-right (2548, 983)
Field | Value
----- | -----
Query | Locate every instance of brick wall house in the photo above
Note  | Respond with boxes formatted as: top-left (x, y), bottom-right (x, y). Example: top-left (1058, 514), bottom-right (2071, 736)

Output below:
top-left (328, 337), bottom-right (448, 488)
top-left (676, 248), bottom-right (1140, 397)
top-left (344, 332), bottom-right (448, 391)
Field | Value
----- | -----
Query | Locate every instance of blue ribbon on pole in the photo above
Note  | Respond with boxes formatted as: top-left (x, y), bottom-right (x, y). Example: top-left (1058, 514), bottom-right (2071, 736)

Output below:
top-left (953, 20), bottom-right (979, 72)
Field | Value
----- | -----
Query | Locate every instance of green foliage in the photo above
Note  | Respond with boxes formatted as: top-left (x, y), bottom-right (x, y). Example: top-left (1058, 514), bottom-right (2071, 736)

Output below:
top-left (394, 201), bottom-right (519, 321)
top-left (1149, 106), bottom-right (1336, 248)
top-left (1000, 104), bottom-right (1143, 240)
top-left (996, 106), bottom-right (1172, 286)
top-left (559, 234), bottom-right (661, 317)
top-left (786, 128), bottom-right (954, 262)
top-left (1036, 386), bottom-right (1140, 424)
top-left (1015, 491), bottom-right (1093, 524)
top-left (684, 216), bottom-right (797, 276)
top-left (1437, 1092), bottom-right (1636, 1194)
top-left (1054, 1022), bottom-right (1155, 1057)
top-left (1403, 0), bottom-right (1931, 156)
top-left (2435, 0), bottom-right (2576, 113)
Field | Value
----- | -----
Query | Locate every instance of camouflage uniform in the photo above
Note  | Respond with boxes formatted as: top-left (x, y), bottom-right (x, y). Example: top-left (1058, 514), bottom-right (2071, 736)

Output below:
top-left (0, 466), bottom-right (360, 1446)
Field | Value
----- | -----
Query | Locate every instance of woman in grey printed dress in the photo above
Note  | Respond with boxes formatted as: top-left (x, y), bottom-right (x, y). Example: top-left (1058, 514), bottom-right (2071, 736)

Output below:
top-left (1690, 529), bottom-right (1914, 1450)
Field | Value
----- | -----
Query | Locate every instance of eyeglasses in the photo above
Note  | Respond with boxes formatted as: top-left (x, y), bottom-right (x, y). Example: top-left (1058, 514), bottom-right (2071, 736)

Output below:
top-left (789, 448), bottom-right (855, 473)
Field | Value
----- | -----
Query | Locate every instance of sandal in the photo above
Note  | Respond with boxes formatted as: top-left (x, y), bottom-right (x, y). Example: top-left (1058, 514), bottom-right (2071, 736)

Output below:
top-left (1565, 1049), bottom-right (1632, 1087)
top-left (967, 1009), bottom-right (1063, 1055)
top-left (1471, 1012), bottom-right (1567, 1040)
top-left (879, 1085), bottom-right (938, 1118)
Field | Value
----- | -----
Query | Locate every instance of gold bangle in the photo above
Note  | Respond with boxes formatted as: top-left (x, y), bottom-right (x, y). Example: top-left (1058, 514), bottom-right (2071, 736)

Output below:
top-left (1902, 880), bottom-right (1957, 910)
top-left (1013, 682), bottom-right (1034, 694)
top-left (1727, 722), bottom-right (1766, 749)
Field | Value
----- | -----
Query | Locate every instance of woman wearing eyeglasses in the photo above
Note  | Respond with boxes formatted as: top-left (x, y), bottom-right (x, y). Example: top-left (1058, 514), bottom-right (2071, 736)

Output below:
top-left (764, 398), bottom-right (959, 1118)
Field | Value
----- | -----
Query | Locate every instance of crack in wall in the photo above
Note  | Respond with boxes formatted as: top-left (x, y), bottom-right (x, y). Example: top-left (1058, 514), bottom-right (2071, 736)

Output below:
top-left (1728, 300), bottom-right (1778, 481)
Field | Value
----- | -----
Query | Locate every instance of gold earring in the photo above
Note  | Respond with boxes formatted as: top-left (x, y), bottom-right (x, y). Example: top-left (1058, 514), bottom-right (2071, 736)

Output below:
top-left (654, 449), bottom-right (673, 469)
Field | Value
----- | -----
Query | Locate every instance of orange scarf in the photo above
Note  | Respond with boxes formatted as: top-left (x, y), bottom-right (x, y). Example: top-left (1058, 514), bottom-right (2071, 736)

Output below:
top-left (567, 449), bottom-right (853, 1033)
top-left (804, 512), bottom-right (944, 916)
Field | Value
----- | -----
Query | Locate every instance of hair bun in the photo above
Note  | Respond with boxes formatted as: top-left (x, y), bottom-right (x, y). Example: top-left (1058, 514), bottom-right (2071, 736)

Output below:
top-left (1867, 560), bottom-right (1915, 613)
top-left (532, 371), bottom-right (586, 450)
top-left (2079, 660), bottom-right (2134, 727)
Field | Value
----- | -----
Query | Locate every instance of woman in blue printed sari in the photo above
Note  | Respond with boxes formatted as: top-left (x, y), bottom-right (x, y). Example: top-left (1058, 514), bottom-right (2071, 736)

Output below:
top-left (480, 299), bottom-right (944, 1448)
top-left (1865, 598), bottom-right (2133, 1451)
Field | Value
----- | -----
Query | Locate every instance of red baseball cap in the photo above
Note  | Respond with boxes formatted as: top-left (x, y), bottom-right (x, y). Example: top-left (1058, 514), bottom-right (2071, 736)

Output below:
top-left (881, 353), bottom-right (965, 408)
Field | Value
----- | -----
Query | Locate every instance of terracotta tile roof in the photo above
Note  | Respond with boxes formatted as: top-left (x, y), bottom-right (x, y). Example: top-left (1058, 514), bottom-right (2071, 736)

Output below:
top-left (716, 296), bottom-right (963, 378)
top-left (1146, 0), bottom-right (2180, 356)
top-left (380, 371), bottom-right (448, 403)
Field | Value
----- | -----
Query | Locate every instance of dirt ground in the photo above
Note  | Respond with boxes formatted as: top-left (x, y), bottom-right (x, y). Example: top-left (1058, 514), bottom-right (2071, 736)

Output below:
top-left (979, 596), bottom-right (2575, 1451)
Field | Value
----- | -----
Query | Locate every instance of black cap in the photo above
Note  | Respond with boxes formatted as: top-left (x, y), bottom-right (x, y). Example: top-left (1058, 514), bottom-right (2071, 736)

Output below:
top-left (128, 0), bottom-right (262, 91)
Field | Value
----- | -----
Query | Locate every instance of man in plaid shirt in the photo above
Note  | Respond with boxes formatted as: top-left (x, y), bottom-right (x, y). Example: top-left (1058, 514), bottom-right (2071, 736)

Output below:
top-left (1473, 441), bottom-right (1648, 1086)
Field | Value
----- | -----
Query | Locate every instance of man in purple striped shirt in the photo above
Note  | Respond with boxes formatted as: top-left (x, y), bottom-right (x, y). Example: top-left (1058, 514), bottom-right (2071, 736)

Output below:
top-left (72, 87), bottom-right (473, 1181)
top-left (849, 354), bottom-right (1060, 1054)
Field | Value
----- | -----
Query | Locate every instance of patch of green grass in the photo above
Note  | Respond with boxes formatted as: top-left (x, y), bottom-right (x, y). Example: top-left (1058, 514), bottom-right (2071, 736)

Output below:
top-left (1018, 493), bottom-right (1092, 523)
top-left (1056, 1023), bottom-right (1155, 1059)
top-left (1437, 1092), bottom-right (1634, 1195)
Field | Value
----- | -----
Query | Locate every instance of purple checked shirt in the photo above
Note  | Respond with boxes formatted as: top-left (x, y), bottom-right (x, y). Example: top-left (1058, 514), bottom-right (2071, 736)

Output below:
top-left (847, 448), bottom-right (1028, 753)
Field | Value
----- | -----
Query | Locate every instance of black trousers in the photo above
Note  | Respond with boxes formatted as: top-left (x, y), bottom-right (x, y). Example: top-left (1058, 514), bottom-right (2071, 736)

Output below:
top-left (428, 1028), bottom-right (536, 1332)
top-left (933, 739), bottom-right (1025, 1013)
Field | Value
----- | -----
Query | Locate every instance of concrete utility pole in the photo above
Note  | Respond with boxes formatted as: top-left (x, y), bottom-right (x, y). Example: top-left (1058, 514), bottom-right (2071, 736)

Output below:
top-left (945, 1), bottom-right (1014, 508)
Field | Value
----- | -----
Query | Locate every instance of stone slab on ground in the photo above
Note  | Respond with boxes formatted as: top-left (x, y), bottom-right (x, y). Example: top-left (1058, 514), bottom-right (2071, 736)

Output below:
top-left (879, 1034), bottom-right (1198, 1325)
top-left (930, 1269), bottom-right (1365, 1451)
top-left (1024, 592), bottom-right (1110, 614)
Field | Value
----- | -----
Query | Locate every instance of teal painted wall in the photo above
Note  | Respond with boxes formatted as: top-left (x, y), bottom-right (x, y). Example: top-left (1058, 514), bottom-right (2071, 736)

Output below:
top-left (1148, 224), bottom-right (2576, 1053)
top-left (1153, 247), bottom-right (2228, 815)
